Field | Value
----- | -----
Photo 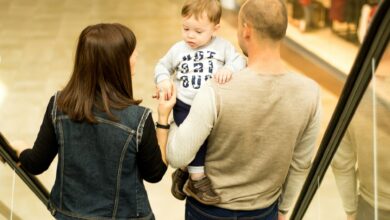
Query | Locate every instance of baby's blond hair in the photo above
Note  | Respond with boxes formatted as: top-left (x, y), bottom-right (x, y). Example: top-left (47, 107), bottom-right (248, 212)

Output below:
top-left (181, 0), bottom-right (222, 24)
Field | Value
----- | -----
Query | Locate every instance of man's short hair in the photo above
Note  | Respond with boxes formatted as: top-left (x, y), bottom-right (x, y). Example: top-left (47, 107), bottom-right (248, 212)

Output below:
top-left (240, 0), bottom-right (287, 40)
top-left (181, 0), bottom-right (222, 24)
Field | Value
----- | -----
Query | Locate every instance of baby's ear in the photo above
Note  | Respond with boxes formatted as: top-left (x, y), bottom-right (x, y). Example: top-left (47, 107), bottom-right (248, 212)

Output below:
top-left (214, 23), bottom-right (221, 32)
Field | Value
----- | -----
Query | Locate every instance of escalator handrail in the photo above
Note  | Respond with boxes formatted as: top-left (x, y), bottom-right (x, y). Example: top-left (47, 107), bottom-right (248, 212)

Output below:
top-left (0, 200), bottom-right (22, 220)
top-left (290, 0), bottom-right (390, 219)
top-left (0, 132), bottom-right (50, 208)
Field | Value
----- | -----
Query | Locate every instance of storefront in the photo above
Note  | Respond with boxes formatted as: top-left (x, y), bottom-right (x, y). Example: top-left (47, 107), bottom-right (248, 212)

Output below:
top-left (221, 0), bottom-right (382, 95)
top-left (286, 0), bottom-right (379, 74)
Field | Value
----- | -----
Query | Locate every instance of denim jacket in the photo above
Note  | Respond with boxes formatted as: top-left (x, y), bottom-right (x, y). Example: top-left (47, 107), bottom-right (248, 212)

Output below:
top-left (49, 93), bottom-right (155, 220)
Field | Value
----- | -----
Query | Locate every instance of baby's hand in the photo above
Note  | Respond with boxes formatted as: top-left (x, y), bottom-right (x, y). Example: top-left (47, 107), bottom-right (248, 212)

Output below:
top-left (155, 80), bottom-right (173, 100)
top-left (214, 68), bottom-right (233, 84)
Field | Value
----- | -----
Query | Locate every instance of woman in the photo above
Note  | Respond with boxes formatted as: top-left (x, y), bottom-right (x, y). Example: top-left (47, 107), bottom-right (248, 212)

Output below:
top-left (17, 23), bottom-right (170, 220)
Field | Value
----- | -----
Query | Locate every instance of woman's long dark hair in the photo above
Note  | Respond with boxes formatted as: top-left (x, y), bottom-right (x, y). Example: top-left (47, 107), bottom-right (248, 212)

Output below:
top-left (57, 23), bottom-right (141, 123)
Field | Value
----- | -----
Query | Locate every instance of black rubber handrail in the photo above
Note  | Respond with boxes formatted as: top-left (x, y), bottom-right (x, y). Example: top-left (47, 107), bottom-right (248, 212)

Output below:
top-left (0, 132), bottom-right (50, 208)
top-left (290, 0), bottom-right (390, 219)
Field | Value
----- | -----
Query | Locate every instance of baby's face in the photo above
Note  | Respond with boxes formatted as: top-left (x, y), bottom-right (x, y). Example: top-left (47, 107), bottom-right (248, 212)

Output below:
top-left (182, 12), bottom-right (219, 49)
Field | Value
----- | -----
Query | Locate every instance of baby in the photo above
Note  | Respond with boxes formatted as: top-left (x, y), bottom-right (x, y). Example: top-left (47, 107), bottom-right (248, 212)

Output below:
top-left (154, 0), bottom-right (246, 205)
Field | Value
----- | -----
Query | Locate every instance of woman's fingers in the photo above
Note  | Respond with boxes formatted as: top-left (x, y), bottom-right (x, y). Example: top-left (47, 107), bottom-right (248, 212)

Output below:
top-left (155, 82), bottom-right (174, 100)
top-left (167, 85), bottom-right (173, 100)
top-left (152, 87), bottom-right (159, 99)
top-left (158, 90), bottom-right (166, 102)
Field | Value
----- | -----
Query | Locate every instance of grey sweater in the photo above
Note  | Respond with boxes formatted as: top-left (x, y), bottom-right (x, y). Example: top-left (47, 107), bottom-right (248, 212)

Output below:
top-left (167, 68), bottom-right (321, 211)
top-left (154, 36), bottom-right (246, 105)
top-left (331, 95), bottom-right (390, 213)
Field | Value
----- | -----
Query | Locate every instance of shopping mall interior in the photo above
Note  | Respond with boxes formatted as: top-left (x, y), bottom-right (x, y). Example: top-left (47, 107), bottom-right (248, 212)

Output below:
top-left (0, 0), bottom-right (389, 219)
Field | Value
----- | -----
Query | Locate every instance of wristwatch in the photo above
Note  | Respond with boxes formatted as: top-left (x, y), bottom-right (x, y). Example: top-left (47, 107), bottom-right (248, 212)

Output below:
top-left (156, 122), bottom-right (170, 129)
top-left (278, 209), bottom-right (288, 215)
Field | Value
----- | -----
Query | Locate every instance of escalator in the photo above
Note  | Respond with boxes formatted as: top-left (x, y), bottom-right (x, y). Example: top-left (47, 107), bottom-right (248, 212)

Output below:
top-left (0, 200), bottom-right (21, 220)
top-left (291, 0), bottom-right (390, 219)
top-left (0, 133), bottom-right (50, 219)
top-left (0, 0), bottom-right (389, 219)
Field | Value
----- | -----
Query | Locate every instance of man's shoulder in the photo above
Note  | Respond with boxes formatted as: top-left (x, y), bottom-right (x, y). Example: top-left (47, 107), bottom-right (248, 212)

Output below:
top-left (285, 73), bottom-right (321, 106)
top-left (209, 68), bottom-right (251, 88)
top-left (286, 72), bottom-right (319, 91)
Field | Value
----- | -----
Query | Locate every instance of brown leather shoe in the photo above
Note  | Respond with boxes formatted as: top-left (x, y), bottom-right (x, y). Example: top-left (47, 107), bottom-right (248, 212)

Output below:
top-left (171, 169), bottom-right (189, 200)
top-left (183, 176), bottom-right (221, 205)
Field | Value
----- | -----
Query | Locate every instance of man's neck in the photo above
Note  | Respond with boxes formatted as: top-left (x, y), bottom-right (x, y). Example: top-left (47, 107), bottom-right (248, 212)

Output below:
top-left (246, 39), bottom-right (286, 75)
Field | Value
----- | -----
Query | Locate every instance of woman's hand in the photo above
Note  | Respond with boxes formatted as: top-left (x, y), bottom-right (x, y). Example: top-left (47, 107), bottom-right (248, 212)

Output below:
top-left (157, 82), bottom-right (176, 124)
top-left (156, 79), bottom-right (173, 100)
top-left (278, 212), bottom-right (286, 220)
top-left (155, 82), bottom-right (176, 165)
top-left (347, 213), bottom-right (356, 220)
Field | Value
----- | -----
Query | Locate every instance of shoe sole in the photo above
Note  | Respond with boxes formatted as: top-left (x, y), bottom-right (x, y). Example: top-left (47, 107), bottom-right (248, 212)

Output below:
top-left (183, 181), bottom-right (221, 205)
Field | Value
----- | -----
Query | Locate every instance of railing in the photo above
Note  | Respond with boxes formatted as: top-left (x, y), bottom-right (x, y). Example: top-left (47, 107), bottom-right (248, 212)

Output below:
top-left (0, 132), bottom-right (50, 215)
top-left (290, 0), bottom-right (390, 219)
top-left (0, 200), bottom-right (22, 220)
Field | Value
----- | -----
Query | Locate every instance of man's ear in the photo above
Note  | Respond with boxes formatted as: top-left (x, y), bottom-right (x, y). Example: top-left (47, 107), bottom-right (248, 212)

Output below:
top-left (242, 23), bottom-right (251, 39)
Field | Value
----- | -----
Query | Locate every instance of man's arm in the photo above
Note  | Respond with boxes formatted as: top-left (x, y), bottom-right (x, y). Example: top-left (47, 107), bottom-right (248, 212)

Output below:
top-left (331, 129), bottom-right (358, 216)
top-left (167, 83), bottom-right (217, 168)
top-left (279, 87), bottom-right (322, 213)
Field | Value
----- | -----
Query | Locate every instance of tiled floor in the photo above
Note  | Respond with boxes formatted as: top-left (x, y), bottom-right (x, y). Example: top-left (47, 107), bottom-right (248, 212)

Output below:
top-left (0, 0), bottom-right (345, 219)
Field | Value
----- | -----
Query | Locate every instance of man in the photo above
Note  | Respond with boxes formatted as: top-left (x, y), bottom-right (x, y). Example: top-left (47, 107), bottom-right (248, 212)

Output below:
top-left (157, 0), bottom-right (321, 219)
top-left (331, 44), bottom-right (390, 220)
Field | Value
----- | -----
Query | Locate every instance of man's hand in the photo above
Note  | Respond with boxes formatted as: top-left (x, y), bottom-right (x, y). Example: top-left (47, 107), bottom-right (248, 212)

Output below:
top-left (156, 79), bottom-right (173, 100)
top-left (214, 68), bottom-right (233, 84)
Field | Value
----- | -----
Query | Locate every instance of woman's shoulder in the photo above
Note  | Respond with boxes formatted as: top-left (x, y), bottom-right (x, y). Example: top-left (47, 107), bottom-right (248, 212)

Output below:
top-left (121, 105), bottom-right (152, 119)
top-left (121, 105), bottom-right (153, 130)
top-left (126, 104), bottom-right (151, 112)
top-left (47, 93), bottom-right (59, 115)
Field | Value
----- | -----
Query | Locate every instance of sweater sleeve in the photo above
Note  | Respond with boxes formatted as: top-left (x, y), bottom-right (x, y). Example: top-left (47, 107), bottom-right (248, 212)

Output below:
top-left (167, 83), bottom-right (217, 168)
top-left (331, 128), bottom-right (358, 214)
top-left (19, 96), bottom-right (58, 175)
top-left (279, 86), bottom-right (322, 213)
top-left (222, 40), bottom-right (246, 73)
top-left (137, 114), bottom-right (167, 183)
top-left (154, 44), bottom-right (177, 84)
